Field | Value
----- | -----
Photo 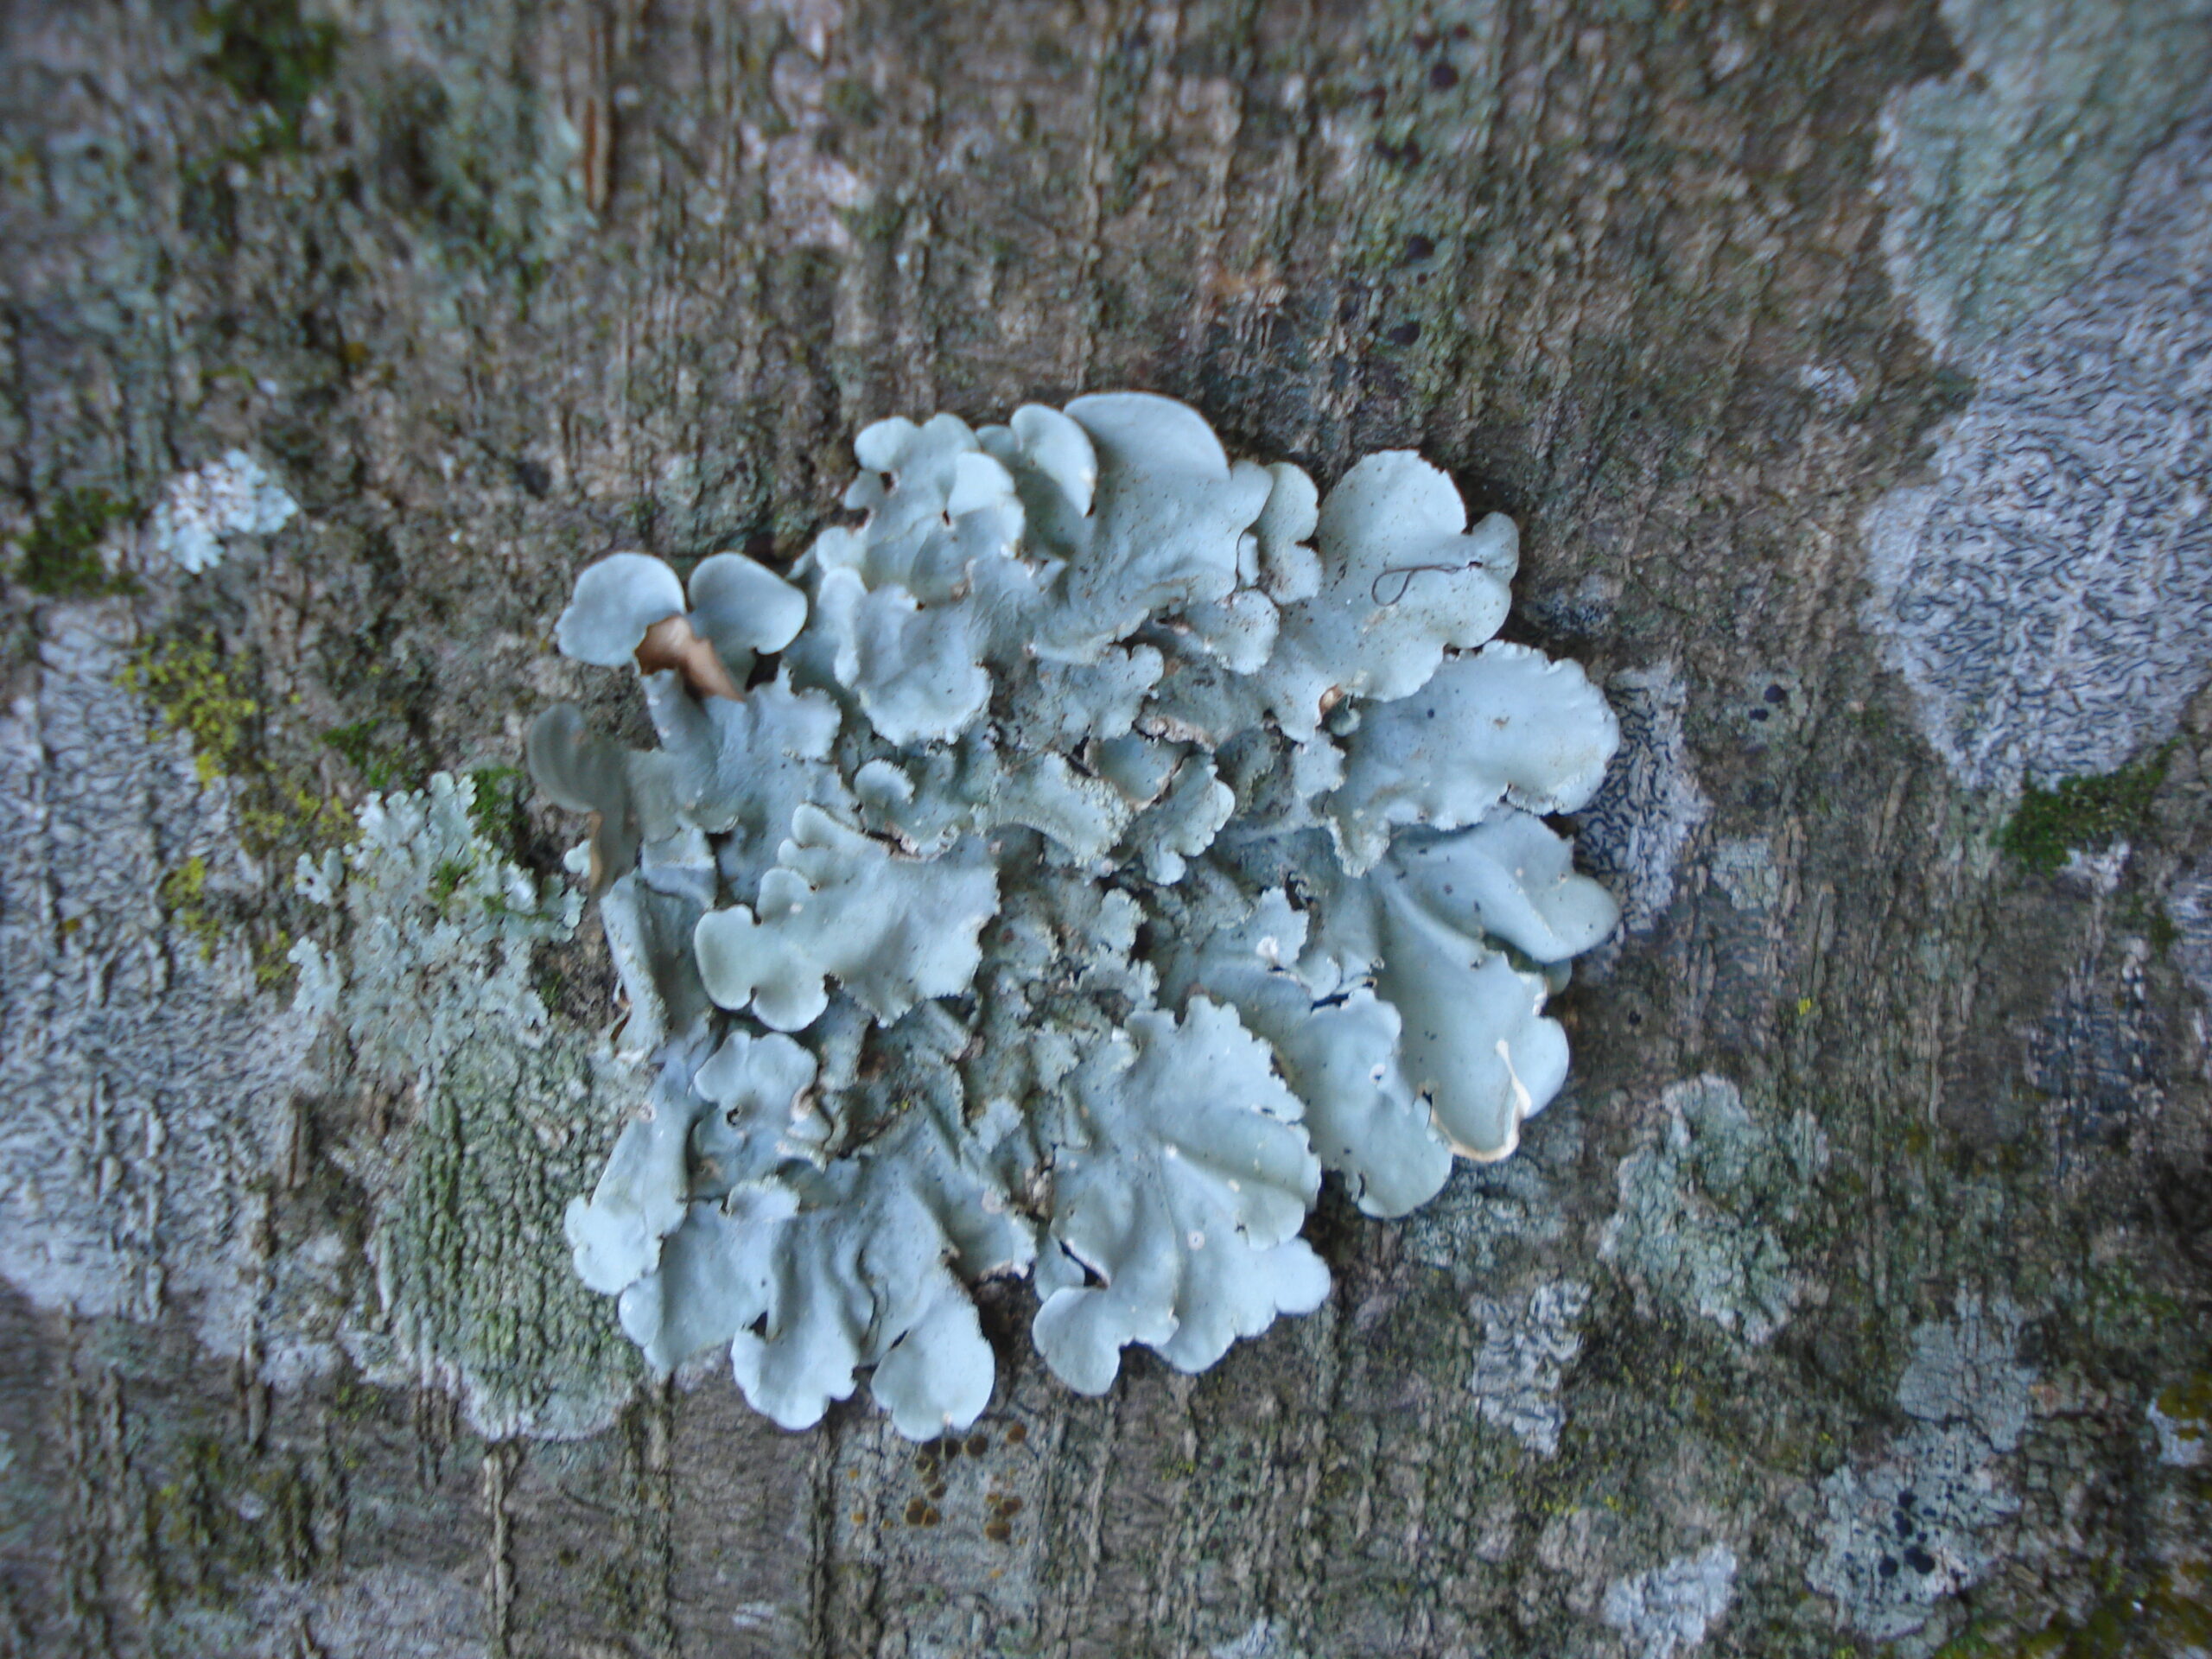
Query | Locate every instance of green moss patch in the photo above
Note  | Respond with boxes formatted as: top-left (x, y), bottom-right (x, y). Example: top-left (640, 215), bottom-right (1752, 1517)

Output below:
top-left (157, 855), bottom-right (226, 959)
top-left (194, 0), bottom-right (340, 153)
top-left (319, 715), bottom-right (429, 793)
top-left (16, 486), bottom-right (137, 597)
top-left (121, 637), bottom-right (260, 787)
top-left (1999, 745), bottom-right (2174, 873)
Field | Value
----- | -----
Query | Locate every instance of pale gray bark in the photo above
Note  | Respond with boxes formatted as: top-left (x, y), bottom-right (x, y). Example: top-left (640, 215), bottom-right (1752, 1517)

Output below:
top-left (2, 1), bottom-right (2208, 1656)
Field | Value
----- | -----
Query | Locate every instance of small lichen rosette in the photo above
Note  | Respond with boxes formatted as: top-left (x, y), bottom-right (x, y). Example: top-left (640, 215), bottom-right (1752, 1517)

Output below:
top-left (531, 393), bottom-right (1621, 1438)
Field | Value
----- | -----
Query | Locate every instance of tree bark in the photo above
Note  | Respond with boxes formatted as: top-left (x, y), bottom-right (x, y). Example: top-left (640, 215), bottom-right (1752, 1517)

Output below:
top-left (2, 1), bottom-right (2208, 1656)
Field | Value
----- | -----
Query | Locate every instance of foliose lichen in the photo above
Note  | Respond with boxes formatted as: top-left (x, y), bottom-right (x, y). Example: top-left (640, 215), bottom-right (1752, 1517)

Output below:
top-left (150, 449), bottom-right (298, 575)
top-left (531, 393), bottom-right (1621, 1437)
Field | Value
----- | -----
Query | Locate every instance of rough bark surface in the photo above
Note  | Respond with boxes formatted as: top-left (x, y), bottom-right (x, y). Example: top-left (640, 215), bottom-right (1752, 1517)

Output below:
top-left (2, 1), bottom-right (2208, 1656)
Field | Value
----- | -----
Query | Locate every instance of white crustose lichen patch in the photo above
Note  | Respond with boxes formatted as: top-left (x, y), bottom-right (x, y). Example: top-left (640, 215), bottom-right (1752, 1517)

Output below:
top-left (1601, 1543), bottom-right (1738, 1659)
top-left (0, 605), bottom-right (317, 1359)
top-left (1863, 10), bottom-right (2212, 791)
top-left (1466, 1279), bottom-right (1590, 1456)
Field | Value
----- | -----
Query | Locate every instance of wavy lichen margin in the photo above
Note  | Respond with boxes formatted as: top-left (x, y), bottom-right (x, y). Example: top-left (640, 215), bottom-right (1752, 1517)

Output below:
top-left (530, 392), bottom-right (1621, 1438)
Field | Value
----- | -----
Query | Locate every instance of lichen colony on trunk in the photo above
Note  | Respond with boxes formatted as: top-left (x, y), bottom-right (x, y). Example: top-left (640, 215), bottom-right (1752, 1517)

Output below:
top-left (529, 393), bottom-right (1619, 1438)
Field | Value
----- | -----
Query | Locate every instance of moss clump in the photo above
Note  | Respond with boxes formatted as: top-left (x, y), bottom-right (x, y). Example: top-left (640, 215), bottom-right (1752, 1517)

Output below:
top-left (2147, 904), bottom-right (2182, 956)
top-left (425, 858), bottom-right (470, 907)
top-left (1999, 745), bottom-right (2174, 873)
top-left (120, 635), bottom-right (352, 862)
top-left (1932, 1567), bottom-right (2212, 1658)
top-left (122, 638), bottom-right (260, 786)
top-left (156, 855), bottom-right (295, 981)
top-left (2042, 1573), bottom-right (2212, 1657)
top-left (2156, 1373), bottom-right (2211, 1442)
top-left (157, 856), bottom-right (226, 958)
top-left (145, 1427), bottom-right (327, 1611)
top-left (194, 0), bottom-right (340, 152)
top-left (464, 764), bottom-right (526, 852)
top-left (251, 926), bottom-right (295, 988)
top-left (823, 78), bottom-right (884, 128)
top-left (320, 716), bottom-right (427, 793)
top-left (16, 487), bottom-right (137, 597)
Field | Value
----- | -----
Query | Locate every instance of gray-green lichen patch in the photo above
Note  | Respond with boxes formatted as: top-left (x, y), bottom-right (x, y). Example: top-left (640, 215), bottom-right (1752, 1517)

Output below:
top-left (1808, 1294), bottom-right (2037, 1648)
top-left (0, 602), bottom-right (318, 1356)
top-left (1466, 1279), bottom-right (1588, 1456)
top-left (292, 773), bottom-right (644, 1439)
top-left (1863, 3), bottom-right (2212, 791)
top-left (1599, 1543), bottom-right (1737, 1659)
top-left (1707, 836), bottom-right (1780, 914)
top-left (1809, 1422), bottom-right (2023, 1651)
top-left (1576, 664), bottom-right (1710, 957)
top-left (353, 1032), bottom-right (643, 1440)
top-left (290, 772), bottom-right (577, 1084)
top-left (180, 1562), bottom-right (490, 1659)
top-left (1398, 1103), bottom-right (1574, 1278)
top-left (1895, 1295), bottom-right (2034, 1452)
top-left (1878, 0), bottom-right (2212, 359)
top-left (357, 15), bottom-right (593, 277)
top-left (1599, 1075), bottom-right (1827, 1346)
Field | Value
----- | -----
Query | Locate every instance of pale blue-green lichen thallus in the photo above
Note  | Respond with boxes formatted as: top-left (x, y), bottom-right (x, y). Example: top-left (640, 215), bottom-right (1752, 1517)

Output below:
top-left (531, 393), bottom-right (1621, 1438)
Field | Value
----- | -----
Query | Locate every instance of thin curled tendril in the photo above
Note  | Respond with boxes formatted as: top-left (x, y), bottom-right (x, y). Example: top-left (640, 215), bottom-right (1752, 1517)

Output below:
top-left (1370, 562), bottom-right (1472, 607)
